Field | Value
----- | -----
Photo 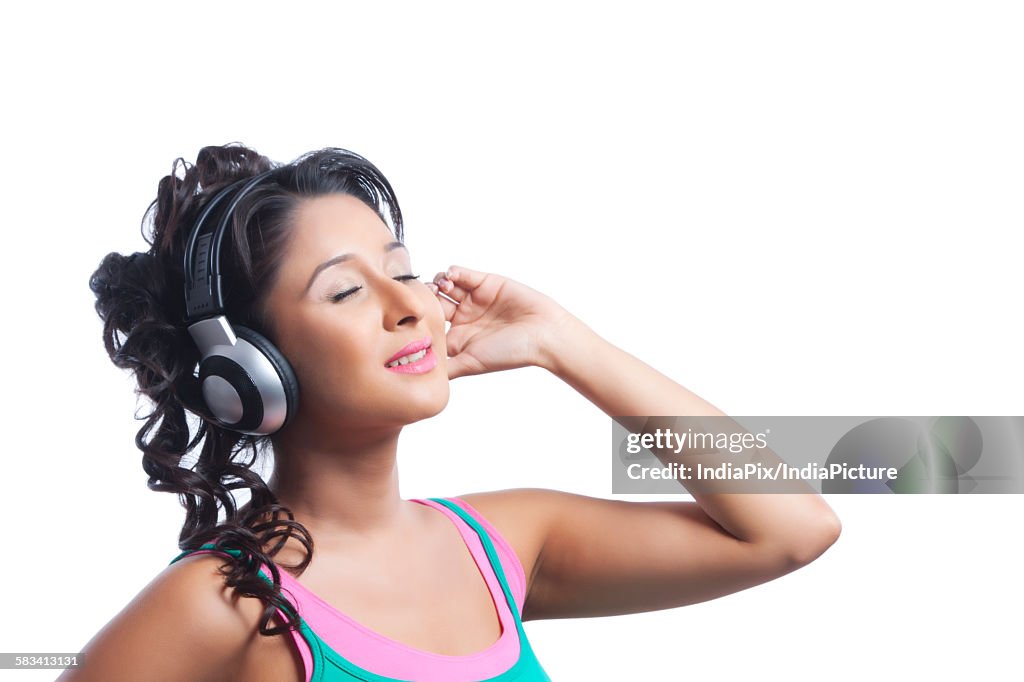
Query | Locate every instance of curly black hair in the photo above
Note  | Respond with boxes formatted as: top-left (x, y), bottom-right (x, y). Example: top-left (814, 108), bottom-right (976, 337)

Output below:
top-left (88, 142), bottom-right (404, 636)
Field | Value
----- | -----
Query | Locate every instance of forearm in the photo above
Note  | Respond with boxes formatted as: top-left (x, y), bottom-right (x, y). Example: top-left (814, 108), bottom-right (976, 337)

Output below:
top-left (538, 313), bottom-right (841, 558)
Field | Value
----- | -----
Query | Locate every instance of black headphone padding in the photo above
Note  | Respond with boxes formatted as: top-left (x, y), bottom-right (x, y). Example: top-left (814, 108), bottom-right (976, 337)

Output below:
top-left (232, 325), bottom-right (300, 432)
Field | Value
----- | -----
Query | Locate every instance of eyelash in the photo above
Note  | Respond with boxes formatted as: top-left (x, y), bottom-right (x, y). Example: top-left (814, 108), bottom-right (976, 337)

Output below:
top-left (331, 274), bottom-right (420, 302)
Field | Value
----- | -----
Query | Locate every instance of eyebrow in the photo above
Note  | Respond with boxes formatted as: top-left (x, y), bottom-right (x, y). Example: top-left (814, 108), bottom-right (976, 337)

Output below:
top-left (304, 241), bottom-right (408, 293)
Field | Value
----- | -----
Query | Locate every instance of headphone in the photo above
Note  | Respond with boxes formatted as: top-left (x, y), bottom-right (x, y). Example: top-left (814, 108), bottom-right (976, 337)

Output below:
top-left (182, 169), bottom-right (300, 436)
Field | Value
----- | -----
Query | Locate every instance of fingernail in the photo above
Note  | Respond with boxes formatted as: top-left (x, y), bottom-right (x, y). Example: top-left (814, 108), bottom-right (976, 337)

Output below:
top-left (440, 277), bottom-right (452, 291)
top-left (446, 268), bottom-right (457, 279)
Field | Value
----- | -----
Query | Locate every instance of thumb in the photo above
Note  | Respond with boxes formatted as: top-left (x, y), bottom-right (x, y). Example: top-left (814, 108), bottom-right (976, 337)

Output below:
top-left (446, 352), bottom-right (482, 381)
top-left (444, 324), bottom-right (470, 357)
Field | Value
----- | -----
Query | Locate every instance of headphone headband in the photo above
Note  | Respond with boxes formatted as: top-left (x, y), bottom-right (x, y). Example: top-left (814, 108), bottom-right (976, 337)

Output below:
top-left (183, 168), bottom-right (277, 321)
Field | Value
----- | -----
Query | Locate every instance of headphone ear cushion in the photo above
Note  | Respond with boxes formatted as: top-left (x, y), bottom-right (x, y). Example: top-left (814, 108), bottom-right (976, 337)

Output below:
top-left (232, 325), bottom-right (300, 432)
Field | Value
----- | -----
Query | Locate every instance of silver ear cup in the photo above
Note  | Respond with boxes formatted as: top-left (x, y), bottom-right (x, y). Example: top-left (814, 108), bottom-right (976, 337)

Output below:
top-left (188, 316), bottom-right (299, 435)
top-left (200, 374), bottom-right (245, 424)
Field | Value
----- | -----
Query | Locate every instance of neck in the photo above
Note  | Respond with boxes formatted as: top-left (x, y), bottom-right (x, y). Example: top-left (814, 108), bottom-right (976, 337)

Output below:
top-left (263, 422), bottom-right (417, 546)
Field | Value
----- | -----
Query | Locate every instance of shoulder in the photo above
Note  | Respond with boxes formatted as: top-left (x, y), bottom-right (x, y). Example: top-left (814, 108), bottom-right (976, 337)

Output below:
top-left (63, 553), bottom-right (288, 682)
top-left (454, 487), bottom-right (598, 537)
top-left (451, 488), bottom-right (556, 545)
top-left (162, 552), bottom-right (269, 630)
top-left (453, 487), bottom-right (619, 544)
top-left (126, 551), bottom-right (268, 638)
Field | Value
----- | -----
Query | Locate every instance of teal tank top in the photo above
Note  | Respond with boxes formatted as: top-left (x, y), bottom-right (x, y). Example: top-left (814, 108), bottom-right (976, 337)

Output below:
top-left (169, 497), bottom-right (552, 681)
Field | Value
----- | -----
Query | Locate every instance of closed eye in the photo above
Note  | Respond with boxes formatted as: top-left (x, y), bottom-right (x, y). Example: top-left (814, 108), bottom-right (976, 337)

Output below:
top-left (331, 274), bottom-right (420, 303)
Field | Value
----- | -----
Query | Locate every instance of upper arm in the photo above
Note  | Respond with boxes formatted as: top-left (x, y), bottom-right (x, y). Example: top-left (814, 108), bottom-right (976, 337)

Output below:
top-left (460, 488), bottom-right (840, 622)
top-left (58, 555), bottom-right (259, 682)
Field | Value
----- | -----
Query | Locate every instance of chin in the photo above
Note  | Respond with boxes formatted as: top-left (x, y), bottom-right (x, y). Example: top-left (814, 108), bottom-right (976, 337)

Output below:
top-left (415, 385), bottom-right (451, 422)
top-left (390, 383), bottom-right (450, 426)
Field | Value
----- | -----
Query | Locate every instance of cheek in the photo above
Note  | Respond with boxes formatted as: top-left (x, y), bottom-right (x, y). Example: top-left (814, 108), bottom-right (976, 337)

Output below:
top-left (421, 289), bottom-right (447, 329)
top-left (429, 295), bottom-right (445, 323)
top-left (285, 318), bottom-right (377, 392)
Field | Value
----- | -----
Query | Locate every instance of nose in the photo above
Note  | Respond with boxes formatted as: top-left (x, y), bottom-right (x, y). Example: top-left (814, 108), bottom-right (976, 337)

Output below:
top-left (377, 273), bottom-right (426, 329)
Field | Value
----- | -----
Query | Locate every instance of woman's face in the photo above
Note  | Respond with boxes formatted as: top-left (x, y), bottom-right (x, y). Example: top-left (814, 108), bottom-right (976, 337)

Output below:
top-left (262, 192), bottom-right (449, 432)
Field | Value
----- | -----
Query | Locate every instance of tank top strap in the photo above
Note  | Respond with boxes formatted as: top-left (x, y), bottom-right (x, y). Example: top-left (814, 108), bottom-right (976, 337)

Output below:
top-left (426, 498), bottom-right (552, 681)
top-left (425, 498), bottom-right (523, 626)
top-left (169, 543), bottom-right (242, 564)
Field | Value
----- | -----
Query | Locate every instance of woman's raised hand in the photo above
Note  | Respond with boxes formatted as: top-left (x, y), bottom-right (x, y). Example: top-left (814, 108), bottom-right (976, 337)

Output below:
top-left (427, 265), bottom-right (577, 380)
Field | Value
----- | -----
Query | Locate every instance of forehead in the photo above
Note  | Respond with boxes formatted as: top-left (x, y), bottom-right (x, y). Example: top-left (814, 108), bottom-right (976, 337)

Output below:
top-left (271, 193), bottom-right (403, 300)
top-left (287, 193), bottom-right (394, 253)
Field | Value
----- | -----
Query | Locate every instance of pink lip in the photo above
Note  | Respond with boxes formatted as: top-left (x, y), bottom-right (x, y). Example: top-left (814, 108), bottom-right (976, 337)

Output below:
top-left (385, 345), bottom-right (437, 374)
top-left (385, 336), bottom-right (432, 365)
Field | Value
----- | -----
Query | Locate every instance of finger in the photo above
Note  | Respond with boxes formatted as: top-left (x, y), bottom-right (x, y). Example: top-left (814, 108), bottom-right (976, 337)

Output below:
top-left (444, 265), bottom-right (488, 292)
top-left (426, 280), bottom-right (459, 320)
top-left (432, 270), bottom-right (468, 304)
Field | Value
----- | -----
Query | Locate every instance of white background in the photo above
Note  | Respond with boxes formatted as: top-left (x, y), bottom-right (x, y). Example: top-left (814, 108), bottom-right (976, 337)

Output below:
top-left (1, 1), bottom-right (1021, 680)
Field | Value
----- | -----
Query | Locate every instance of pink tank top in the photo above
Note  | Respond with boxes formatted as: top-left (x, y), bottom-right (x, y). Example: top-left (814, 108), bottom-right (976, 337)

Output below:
top-left (185, 497), bottom-right (528, 682)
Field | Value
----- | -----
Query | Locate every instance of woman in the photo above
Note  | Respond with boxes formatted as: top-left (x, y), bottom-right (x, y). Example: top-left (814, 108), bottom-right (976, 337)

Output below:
top-left (70, 142), bottom-right (841, 681)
